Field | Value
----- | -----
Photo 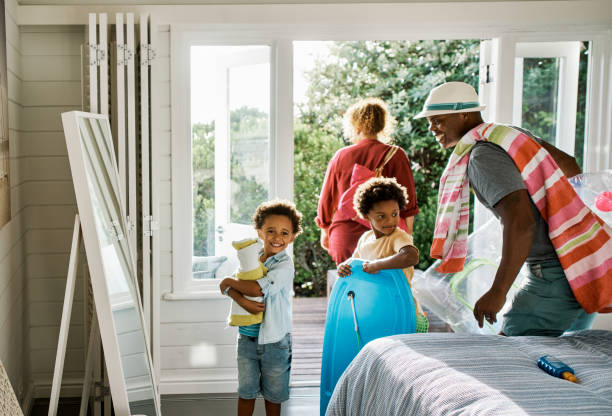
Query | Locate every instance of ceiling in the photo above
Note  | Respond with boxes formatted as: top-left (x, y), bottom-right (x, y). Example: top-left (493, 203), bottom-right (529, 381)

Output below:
top-left (17, 0), bottom-right (585, 5)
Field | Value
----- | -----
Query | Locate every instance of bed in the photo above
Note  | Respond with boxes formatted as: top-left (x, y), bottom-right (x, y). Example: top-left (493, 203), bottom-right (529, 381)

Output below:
top-left (326, 330), bottom-right (612, 415)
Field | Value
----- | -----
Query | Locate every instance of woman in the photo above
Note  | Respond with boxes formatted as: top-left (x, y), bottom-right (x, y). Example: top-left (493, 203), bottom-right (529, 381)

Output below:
top-left (316, 98), bottom-right (419, 265)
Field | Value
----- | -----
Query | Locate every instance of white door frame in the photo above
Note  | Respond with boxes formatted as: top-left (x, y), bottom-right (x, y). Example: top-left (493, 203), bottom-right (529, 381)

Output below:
top-left (512, 41), bottom-right (581, 154)
top-left (477, 32), bottom-right (612, 229)
top-left (169, 29), bottom-right (293, 296)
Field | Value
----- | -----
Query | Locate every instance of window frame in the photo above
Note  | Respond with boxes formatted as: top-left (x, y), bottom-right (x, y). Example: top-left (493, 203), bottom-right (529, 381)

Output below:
top-left (168, 27), bottom-right (293, 297)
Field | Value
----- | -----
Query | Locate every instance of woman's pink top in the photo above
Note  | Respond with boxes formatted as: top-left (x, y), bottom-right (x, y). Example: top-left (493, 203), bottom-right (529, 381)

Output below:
top-left (316, 138), bottom-right (419, 230)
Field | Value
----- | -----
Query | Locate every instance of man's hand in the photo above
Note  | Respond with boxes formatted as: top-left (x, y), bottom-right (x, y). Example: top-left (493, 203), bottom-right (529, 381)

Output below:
top-left (235, 294), bottom-right (265, 315)
top-left (337, 263), bottom-right (352, 277)
top-left (474, 189), bottom-right (536, 328)
top-left (473, 288), bottom-right (507, 328)
top-left (362, 261), bottom-right (380, 274)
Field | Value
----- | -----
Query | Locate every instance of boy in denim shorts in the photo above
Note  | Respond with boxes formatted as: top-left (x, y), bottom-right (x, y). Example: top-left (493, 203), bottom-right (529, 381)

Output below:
top-left (220, 200), bottom-right (302, 416)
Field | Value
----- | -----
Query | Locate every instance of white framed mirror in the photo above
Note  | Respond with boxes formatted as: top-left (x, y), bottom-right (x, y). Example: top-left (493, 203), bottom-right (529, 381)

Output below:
top-left (61, 111), bottom-right (160, 415)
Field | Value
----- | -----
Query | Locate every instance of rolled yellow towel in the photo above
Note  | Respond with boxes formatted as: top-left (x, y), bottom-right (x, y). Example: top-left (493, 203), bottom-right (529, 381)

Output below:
top-left (227, 238), bottom-right (268, 326)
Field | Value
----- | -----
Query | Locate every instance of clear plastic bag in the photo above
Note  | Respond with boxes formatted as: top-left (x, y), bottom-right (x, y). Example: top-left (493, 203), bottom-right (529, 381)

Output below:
top-left (568, 170), bottom-right (612, 226)
top-left (413, 219), bottom-right (527, 334)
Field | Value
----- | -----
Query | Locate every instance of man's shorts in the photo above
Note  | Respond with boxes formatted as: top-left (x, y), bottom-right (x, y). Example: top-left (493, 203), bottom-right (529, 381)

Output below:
top-left (502, 259), bottom-right (596, 336)
top-left (237, 332), bottom-right (292, 403)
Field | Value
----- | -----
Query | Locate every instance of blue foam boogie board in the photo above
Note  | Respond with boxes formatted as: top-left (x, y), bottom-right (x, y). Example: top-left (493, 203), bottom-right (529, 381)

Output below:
top-left (320, 259), bottom-right (416, 415)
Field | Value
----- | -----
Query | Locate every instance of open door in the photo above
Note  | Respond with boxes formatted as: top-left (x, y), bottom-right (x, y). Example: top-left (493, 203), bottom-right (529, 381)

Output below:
top-left (213, 47), bottom-right (272, 277)
top-left (476, 38), bottom-right (583, 228)
top-left (189, 45), bottom-right (272, 280)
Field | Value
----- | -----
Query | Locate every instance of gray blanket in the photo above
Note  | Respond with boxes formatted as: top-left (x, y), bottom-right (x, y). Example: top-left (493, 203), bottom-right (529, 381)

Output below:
top-left (326, 330), bottom-right (612, 416)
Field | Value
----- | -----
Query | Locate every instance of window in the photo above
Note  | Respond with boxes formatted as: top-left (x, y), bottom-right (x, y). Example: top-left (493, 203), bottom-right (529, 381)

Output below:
top-left (169, 30), bottom-right (293, 296)
top-left (191, 45), bottom-right (271, 281)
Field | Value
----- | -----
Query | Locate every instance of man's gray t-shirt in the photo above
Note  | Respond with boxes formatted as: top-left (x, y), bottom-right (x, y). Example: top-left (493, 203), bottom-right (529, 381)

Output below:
top-left (467, 141), bottom-right (558, 264)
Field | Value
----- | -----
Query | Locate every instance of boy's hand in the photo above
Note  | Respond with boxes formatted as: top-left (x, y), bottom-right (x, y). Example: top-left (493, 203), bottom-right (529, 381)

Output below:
top-left (236, 296), bottom-right (265, 315)
top-left (219, 277), bottom-right (234, 295)
top-left (362, 261), bottom-right (380, 274)
top-left (337, 263), bottom-right (352, 277)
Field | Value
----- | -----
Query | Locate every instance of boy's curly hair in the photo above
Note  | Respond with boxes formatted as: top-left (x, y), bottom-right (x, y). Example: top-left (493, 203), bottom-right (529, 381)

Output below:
top-left (253, 199), bottom-right (303, 235)
top-left (343, 97), bottom-right (396, 144)
top-left (353, 177), bottom-right (408, 219)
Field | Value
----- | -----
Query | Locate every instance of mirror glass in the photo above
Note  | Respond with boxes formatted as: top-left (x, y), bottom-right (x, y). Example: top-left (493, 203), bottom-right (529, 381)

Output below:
top-left (64, 112), bottom-right (159, 415)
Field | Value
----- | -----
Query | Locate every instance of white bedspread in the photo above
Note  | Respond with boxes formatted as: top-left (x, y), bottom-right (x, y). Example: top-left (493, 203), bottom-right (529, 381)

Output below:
top-left (326, 330), bottom-right (612, 416)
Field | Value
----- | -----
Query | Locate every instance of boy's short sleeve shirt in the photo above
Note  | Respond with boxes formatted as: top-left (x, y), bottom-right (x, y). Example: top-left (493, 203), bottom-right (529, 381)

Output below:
top-left (354, 228), bottom-right (413, 261)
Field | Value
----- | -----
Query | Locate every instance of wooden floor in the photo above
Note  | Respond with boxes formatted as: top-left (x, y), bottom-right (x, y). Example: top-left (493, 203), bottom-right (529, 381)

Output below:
top-left (291, 297), bottom-right (326, 386)
top-left (290, 297), bottom-right (451, 387)
top-left (36, 298), bottom-right (450, 416)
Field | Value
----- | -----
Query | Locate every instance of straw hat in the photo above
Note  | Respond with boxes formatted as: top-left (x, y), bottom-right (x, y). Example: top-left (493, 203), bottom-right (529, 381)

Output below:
top-left (414, 81), bottom-right (485, 119)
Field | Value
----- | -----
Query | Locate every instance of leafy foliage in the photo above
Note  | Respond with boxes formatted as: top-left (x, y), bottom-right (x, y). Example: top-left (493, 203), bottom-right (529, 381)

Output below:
top-left (293, 124), bottom-right (343, 296)
top-left (521, 58), bottom-right (559, 143)
top-left (192, 107), bottom-right (269, 255)
top-left (229, 106), bottom-right (269, 225)
top-left (193, 122), bottom-right (215, 256)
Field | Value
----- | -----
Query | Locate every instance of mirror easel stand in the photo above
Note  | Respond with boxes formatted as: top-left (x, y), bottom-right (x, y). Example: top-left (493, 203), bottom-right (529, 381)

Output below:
top-left (48, 214), bottom-right (111, 416)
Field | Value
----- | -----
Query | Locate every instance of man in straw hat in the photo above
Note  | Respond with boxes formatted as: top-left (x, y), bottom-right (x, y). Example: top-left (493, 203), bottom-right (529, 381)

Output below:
top-left (416, 81), bottom-right (612, 336)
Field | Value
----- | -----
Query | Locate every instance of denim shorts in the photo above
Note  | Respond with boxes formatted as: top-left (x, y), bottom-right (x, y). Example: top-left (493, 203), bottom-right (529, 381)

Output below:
top-left (237, 332), bottom-right (292, 403)
top-left (502, 259), bottom-right (596, 336)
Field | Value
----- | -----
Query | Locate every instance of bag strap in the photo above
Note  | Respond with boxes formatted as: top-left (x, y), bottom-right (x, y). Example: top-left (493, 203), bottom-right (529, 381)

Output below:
top-left (374, 146), bottom-right (399, 177)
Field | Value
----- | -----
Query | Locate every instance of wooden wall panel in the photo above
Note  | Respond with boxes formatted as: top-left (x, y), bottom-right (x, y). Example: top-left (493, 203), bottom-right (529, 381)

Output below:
top-left (20, 25), bottom-right (85, 396)
top-left (0, 0), bottom-right (27, 399)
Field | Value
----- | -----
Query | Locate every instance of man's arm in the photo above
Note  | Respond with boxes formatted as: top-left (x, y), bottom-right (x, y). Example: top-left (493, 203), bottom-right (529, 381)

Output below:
top-left (540, 140), bottom-right (581, 178)
top-left (473, 189), bottom-right (536, 328)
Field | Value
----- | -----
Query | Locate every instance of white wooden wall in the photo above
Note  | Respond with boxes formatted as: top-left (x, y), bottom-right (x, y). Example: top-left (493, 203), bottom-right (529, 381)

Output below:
top-left (153, 25), bottom-right (240, 394)
top-left (20, 25), bottom-right (85, 398)
top-left (0, 0), bottom-right (26, 401)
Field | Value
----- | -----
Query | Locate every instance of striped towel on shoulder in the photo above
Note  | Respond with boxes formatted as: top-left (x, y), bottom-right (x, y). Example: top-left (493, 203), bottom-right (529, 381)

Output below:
top-left (431, 123), bottom-right (612, 313)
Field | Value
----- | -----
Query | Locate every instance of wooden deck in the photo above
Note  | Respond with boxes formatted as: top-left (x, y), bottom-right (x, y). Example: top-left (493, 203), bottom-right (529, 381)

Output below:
top-left (291, 297), bottom-right (326, 386)
top-left (290, 297), bottom-right (451, 386)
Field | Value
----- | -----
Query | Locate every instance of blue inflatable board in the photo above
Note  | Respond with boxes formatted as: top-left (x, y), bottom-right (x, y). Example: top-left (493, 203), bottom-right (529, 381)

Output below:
top-left (320, 259), bottom-right (416, 415)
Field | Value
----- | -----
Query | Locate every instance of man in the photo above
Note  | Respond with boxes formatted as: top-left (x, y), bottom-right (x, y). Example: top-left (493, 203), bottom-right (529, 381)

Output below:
top-left (415, 81), bottom-right (611, 336)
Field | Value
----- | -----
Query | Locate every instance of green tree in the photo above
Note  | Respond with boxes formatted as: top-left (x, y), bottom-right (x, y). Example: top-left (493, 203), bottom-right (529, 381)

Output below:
top-left (192, 106), bottom-right (269, 256)
top-left (229, 106), bottom-right (269, 225)
top-left (293, 124), bottom-right (343, 296)
top-left (521, 58), bottom-right (559, 143)
top-left (193, 121), bottom-right (215, 256)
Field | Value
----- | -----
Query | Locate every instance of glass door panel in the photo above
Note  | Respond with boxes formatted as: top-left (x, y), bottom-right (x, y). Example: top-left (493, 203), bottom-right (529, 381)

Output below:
top-left (191, 45), bottom-right (271, 280)
top-left (477, 39), bottom-right (585, 229)
top-left (513, 41), bottom-right (581, 154)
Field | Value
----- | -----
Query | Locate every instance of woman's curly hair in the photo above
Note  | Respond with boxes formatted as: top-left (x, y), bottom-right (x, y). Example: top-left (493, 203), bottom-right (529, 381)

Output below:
top-left (253, 199), bottom-right (303, 235)
top-left (343, 97), bottom-right (396, 144)
top-left (353, 177), bottom-right (408, 219)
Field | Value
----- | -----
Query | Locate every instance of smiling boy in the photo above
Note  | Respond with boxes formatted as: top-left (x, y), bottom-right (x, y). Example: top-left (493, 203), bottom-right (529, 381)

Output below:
top-left (220, 199), bottom-right (302, 416)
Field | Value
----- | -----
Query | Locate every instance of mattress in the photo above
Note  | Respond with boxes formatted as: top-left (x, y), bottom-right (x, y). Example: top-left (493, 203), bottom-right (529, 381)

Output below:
top-left (326, 330), bottom-right (612, 416)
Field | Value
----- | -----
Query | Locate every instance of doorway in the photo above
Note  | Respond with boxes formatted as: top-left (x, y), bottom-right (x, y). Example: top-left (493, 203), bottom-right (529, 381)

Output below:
top-left (185, 37), bottom-right (590, 388)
